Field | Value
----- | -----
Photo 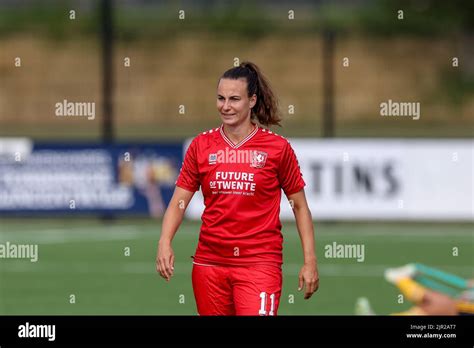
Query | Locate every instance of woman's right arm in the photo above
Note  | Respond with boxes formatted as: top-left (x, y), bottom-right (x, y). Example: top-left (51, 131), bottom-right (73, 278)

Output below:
top-left (156, 186), bottom-right (195, 281)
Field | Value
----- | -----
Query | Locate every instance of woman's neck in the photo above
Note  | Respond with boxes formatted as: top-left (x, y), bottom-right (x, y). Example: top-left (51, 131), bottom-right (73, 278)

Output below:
top-left (223, 121), bottom-right (256, 145)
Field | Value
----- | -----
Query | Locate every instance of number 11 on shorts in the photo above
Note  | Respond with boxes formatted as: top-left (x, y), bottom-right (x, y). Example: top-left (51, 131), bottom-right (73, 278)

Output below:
top-left (258, 292), bottom-right (275, 316)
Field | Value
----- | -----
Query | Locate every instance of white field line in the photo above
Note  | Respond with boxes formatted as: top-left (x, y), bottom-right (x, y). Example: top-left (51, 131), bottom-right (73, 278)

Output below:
top-left (309, 229), bottom-right (474, 238)
top-left (0, 227), bottom-right (146, 244)
top-left (1, 261), bottom-right (472, 278)
top-left (0, 226), bottom-right (472, 245)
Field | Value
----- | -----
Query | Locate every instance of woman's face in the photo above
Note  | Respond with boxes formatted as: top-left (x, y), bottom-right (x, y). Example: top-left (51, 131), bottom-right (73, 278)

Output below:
top-left (217, 78), bottom-right (256, 127)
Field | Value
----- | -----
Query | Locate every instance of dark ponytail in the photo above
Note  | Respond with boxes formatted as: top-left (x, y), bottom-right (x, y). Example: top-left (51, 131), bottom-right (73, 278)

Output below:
top-left (221, 61), bottom-right (281, 127)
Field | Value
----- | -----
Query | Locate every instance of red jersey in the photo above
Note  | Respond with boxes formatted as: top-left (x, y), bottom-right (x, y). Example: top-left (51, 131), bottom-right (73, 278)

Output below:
top-left (176, 124), bottom-right (305, 266)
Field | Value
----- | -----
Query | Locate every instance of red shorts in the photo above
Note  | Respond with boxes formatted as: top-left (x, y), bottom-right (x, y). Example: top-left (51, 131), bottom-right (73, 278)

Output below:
top-left (192, 262), bottom-right (282, 316)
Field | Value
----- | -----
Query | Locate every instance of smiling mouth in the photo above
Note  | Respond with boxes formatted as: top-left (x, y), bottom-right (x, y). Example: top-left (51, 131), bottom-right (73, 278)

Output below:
top-left (222, 113), bottom-right (236, 116)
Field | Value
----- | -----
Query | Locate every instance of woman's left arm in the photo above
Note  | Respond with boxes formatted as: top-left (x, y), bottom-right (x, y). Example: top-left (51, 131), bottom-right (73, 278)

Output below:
top-left (287, 189), bottom-right (319, 299)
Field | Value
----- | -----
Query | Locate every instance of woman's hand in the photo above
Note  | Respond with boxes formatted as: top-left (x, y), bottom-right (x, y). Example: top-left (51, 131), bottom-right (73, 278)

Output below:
top-left (298, 259), bottom-right (319, 299)
top-left (156, 187), bottom-right (195, 282)
top-left (156, 240), bottom-right (175, 281)
top-left (287, 189), bottom-right (320, 300)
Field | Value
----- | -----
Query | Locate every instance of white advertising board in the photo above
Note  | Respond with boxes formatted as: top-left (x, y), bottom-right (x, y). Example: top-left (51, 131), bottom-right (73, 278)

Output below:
top-left (185, 139), bottom-right (473, 221)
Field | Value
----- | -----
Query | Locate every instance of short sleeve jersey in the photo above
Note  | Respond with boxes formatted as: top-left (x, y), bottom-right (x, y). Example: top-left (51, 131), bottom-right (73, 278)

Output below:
top-left (176, 124), bottom-right (305, 266)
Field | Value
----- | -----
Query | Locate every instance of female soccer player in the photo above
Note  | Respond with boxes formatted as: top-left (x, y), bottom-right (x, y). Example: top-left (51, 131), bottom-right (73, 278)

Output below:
top-left (156, 61), bottom-right (319, 315)
top-left (356, 263), bottom-right (474, 315)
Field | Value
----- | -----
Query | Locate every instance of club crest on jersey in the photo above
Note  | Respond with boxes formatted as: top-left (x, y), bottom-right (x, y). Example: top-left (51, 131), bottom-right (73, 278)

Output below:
top-left (209, 153), bottom-right (217, 165)
top-left (251, 151), bottom-right (268, 168)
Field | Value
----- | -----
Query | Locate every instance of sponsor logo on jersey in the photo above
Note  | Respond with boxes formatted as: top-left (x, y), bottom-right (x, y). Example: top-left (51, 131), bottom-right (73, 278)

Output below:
top-left (209, 153), bottom-right (217, 165)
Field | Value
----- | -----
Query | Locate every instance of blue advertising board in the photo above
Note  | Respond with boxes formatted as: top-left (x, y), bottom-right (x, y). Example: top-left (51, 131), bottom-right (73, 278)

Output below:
top-left (0, 141), bottom-right (183, 216)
